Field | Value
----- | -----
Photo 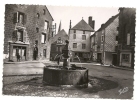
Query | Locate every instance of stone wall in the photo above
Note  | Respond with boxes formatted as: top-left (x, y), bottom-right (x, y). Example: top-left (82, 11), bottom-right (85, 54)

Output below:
top-left (4, 4), bottom-right (53, 61)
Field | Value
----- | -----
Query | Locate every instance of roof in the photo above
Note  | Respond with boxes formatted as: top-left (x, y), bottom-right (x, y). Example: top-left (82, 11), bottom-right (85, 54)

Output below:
top-left (57, 29), bottom-right (68, 37)
top-left (97, 14), bottom-right (119, 32)
top-left (45, 6), bottom-right (54, 21)
top-left (71, 19), bottom-right (94, 32)
top-left (50, 29), bottom-right (68, 44)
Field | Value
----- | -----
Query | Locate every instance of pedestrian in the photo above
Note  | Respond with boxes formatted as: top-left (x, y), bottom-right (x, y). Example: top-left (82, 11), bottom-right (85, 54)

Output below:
top-left (17, 53), bottom-right (20, 62)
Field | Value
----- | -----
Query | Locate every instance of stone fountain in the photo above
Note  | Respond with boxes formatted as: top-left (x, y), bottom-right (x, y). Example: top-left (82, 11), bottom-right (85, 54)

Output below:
top-left (43, 40), bottom-right (88, 88)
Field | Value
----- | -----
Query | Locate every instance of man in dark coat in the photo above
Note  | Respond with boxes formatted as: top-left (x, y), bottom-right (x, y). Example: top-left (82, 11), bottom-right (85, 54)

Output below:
top-left (33, 44), bottom-right (38, 60)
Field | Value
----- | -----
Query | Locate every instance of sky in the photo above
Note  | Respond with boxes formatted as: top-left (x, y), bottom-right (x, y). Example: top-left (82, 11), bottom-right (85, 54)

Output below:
top-left (47, 6), bottom-right (119, 34)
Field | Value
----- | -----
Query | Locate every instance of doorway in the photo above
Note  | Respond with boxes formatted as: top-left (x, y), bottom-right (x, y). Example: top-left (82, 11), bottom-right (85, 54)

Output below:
top-left (12, 46), bottom-right (26, 61)
top-left (112, 54), bottom-right (117, 66)
top-left (97, 53), bottom-right (102, 63)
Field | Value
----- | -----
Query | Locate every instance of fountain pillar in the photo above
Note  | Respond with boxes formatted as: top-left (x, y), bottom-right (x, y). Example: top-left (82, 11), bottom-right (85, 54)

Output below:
top-left (62, 40), bottom-right (70, 68)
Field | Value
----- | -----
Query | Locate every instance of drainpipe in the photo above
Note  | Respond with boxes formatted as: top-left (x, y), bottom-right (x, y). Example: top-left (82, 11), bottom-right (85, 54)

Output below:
top-left (103, 29), bottom-right (105, 64)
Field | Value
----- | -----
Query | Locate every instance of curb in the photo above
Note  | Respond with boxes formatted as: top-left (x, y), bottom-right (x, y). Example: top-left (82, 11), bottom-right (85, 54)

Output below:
top-left (4, 61), bottom-right (52, 64)
top-left (102, 65), bottom-right (133, 71)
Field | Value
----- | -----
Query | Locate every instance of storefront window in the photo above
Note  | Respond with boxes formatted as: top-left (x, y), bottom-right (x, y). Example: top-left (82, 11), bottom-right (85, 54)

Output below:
top-left (122, 54), bottom-right (130, 62)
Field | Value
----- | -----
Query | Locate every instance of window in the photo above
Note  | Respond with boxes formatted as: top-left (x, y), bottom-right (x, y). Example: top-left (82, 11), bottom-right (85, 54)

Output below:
top-left (74, 30), bottom-right (76, 33)
top-left (122, 54), bottom-right (130, 62)
top-left (79, 53), bottom-right (82, 57)
top-left (19, 13), bottom-right (24, 24)
top-left (41, 33), bottom-right (46, 43)
top-left (117, 27), bottom-right (119, 31)
top-left (127, 34), bottom-right (130, 45)
top-left (43, 9), bottom-right (46, 15)
top-left (83, 31), bottom-right (85, 34)
top-left (36, 28), bottom-right (39, 33)
top-left (57, 37), bottom-right (62, 43)
top-left (35, 40), bottom-right (38, 45)
top-left (17, 30), bottom-right (23, 42)
top-left (82, 35), bottom-right (86, 40)
top-left (56, 47), bottom-right (61, 52)
top-left (82, 44), bottom-right (86, 49)
top-left (37, 13), bottom-right (40, 18)
top-left (100, 44), bottom-right (103, 51)
top-left (73, 43), bottom-right (77, 48)
top-left (96, 33), bottom-right (98, 43)
top-left (102, 30), bottom-right (105, 34)
top-left (116, 36), bottom-right (118, 41)
top-left (101, 35), bottom-right (104, 42)
top-left (95, 45), bottom-right (97, 51)
top-left (43, 49), bottom-right (46, 57)
top-left (73, 34), bottom-right (76, 39)
top-left (44, 21), bottom-right (48, 30)
top-left (13, 12), bottom-right (26, 24)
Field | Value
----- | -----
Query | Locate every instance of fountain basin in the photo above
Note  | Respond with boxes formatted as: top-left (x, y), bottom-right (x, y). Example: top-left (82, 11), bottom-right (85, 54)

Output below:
top-left (43, 66), bottom-right (88, 88)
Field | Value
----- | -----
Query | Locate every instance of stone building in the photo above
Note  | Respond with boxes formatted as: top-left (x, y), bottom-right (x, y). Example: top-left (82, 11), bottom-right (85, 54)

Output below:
top-left (117, 8), bottom-right (136, 68)
top-left (50, 29), bottom-right (69, 61)
top-left (4, 4), bottom-right (55, 62)
top-left (92, 14), bottom-right (119, 65)
top-left (69, 17), bottom-right (94, 62)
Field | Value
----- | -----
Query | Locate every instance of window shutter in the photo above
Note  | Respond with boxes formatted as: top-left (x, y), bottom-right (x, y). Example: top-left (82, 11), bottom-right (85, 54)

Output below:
top-left (24, 14), bottom-right (27, 24)
top-left (127, 34), bottom-right (130, 45)
top-left (23, 30), bottom-right (27, 43)
top-left (13, 12), bottom-right (18, 24)
top-left (44, 34), bottom-right (46, 43)
top-left (12, 30), bottom-right (17, 42)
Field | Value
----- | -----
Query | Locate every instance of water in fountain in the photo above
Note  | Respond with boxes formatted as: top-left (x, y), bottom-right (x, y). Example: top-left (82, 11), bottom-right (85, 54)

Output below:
top-left (54, 54), bottom-right (58, 61)
top-left (76, 55), bottom-right (82, 68)
top-left (43, 40), bottom-right (88, 88)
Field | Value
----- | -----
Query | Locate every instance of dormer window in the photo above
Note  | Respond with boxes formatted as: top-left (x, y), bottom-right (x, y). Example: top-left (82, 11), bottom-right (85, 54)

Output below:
top-left (57, 37), bottom-right (62, 43)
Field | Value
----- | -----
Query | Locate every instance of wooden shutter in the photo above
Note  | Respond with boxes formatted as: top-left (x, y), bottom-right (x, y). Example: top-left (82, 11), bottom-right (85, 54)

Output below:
top-left (127, 34), bottom-right (130, 45)
top-left (13, 12), bottom-right (18, 24)
top-left (23, 30), bottom-right (27, 43)
top-left (23, 14), bottom-right (27, 25)
top-left (44, 34), bottom-right (46, 43)
top-left (12, 30), bottom-right (17, 42)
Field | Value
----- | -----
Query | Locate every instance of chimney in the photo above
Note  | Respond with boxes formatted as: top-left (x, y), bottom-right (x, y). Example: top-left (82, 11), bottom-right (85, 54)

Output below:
top-left (55, 23), bottom-right (56, 34)
top-left (88, 16), bottom-right (95, 29)
top-left (101, 24), bottom-right (104, 28)
top-left (91, 20), bottom-right (95, 29)
top-left (88, 16), bottom-right (92, 27)
top-left (69, 20), bottom-right (71, 29)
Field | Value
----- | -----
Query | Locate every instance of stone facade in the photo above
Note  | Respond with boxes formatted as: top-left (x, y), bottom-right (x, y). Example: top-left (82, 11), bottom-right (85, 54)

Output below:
top-left (4, 4), bottom-right (54, 61)
top-left (117, 8), bottom-right (136, 68)
top-left (50, 29), bottom-right (69, 61)
top-left (92, 14), bottom-right (119, 65)
top-left (69, 18), bottom-right (94, 62)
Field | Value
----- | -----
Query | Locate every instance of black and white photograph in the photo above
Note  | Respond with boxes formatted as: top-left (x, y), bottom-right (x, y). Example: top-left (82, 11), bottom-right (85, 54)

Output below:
top-left (1, 1), bottom-right (136, 100)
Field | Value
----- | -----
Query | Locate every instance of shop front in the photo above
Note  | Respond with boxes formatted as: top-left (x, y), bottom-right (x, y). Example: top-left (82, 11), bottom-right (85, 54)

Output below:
top-left (9, 42), bottom-right (29, 62)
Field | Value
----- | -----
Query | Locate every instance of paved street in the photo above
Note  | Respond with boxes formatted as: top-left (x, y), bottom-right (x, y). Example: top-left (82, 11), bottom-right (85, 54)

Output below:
top-left (3, 62), bottom-right (134, 99)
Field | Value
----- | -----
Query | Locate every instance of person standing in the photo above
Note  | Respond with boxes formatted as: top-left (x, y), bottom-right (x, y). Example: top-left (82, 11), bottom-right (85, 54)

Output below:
top-left (33, 44), bottom-right (38, 60)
